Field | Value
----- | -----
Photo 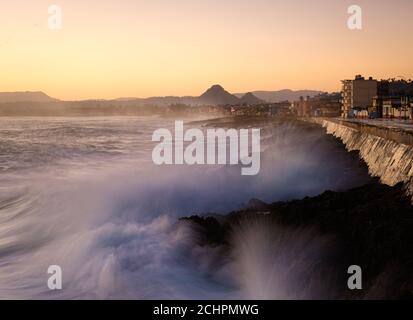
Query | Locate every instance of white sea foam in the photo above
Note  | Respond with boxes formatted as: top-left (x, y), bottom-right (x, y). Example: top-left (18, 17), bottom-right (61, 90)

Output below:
top-left (0, 117), bottom-right (372, 299)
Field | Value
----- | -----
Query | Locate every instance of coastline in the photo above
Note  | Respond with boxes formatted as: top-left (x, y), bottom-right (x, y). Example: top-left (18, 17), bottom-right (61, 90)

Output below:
top-left (178, 116), bottom-right (413, 299)
top-left (303, 117), bottom-right (413, 202)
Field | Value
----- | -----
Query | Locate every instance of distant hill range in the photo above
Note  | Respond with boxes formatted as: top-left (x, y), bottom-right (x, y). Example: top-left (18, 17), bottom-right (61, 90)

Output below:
top-left (0, 91), bottom-right (57, 103)
top-left (0, 86), bottom-right (322, 107)
top-left (113, 84), bottom-right (241, 106)
top-left (234, 89), bottom-right (323, 103)
top-left (199, 84), bottom-right (240, 105)
top-left (114, 86), bottom-right (321, 105)
top-left (239, 92), bottom-right (265, 105)
top-left (111, 85), bottom-right (318, 106)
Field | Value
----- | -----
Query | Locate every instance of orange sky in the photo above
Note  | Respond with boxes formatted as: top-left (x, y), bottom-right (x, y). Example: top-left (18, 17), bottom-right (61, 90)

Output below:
top-left (1, 0), bottom-right (412, 100)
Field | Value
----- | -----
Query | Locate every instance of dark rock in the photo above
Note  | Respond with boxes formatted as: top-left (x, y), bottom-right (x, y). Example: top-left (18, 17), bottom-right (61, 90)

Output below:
top-left (246, 198), bottom-right (270, 211)
top-left (182, 181), bottom-right (413, 299)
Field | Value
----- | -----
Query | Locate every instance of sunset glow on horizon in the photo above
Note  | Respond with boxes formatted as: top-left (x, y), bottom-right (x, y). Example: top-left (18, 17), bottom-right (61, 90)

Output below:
top-left (1, 0), bottom-right (413, 100)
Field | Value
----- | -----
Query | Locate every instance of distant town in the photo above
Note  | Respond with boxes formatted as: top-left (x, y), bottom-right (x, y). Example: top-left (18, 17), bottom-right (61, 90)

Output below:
top-left (223, 75), bottom-right (413, 120)
top-left (0, 76), bottom-right (412, 120)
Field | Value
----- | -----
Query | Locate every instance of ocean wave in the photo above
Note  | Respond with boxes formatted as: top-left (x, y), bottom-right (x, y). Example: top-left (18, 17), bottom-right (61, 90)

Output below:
top-left (0, 117), bottom-right (373, 299)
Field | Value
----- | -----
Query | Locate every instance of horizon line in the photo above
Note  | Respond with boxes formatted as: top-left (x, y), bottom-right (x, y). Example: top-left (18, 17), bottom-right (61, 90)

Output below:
top-left (0, 87), bottom-right (332, 102)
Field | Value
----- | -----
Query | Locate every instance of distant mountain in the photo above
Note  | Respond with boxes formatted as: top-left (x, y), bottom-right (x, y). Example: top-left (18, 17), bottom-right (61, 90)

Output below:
top-left (239, 92), bottom-right (265, 105)
top-left (234, 89), bottom-right (323, 103)
top-left (0, 87), bottom-right (323, 107)
top-left (113, 86), bottom-right (322, 106)
top-left (198, 85), bottom-right (240, 105)
top-left (0, 91), bottom-right (57, 103)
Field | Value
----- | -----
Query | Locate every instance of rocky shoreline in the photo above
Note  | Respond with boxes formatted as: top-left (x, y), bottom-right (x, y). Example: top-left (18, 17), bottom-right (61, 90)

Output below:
top-left (181, 181), bottom-right (413, 299)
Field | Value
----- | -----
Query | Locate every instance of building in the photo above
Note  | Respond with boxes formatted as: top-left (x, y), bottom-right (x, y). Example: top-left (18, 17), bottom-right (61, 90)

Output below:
top-left (312, 93), bottom-right (341, 117)
top-left (291, 97), bottom-right (308, 117)
top-left (290, 96), bottom-right (309, 117)
top-left (227, 102), bottom-right (291, 117)
top-left (290, 96), bottom-right (313, 117)
top-left (383, 96), bottom-right (412, 119)
top-left (291, 93), bottom-right (341, 117)
top-left (372, 80), bottom-right (413, 119)
top-left (382, 97), bottom-right (401, 118)
top-left (341, 75), bottom-right (378, 118)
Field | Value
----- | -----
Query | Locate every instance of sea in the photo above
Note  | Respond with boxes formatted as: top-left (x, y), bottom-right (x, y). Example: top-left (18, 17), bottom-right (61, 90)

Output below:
top-left (0, 116), bottom-right (372, 299)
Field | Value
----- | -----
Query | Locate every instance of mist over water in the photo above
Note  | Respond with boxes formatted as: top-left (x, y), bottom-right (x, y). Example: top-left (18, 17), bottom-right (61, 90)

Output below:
top-left (0, 117), bottom-right (372, 299)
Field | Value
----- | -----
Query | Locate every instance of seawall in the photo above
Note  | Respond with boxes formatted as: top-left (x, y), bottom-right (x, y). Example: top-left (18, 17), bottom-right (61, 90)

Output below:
top-left (306, 118), bottom-right (413, 201)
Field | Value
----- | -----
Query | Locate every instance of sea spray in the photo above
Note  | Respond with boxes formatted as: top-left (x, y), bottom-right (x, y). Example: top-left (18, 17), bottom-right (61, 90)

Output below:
top-left (0, 117), bottom-right (374, 299)
top-left (229, 218), bottom-right (340, 300)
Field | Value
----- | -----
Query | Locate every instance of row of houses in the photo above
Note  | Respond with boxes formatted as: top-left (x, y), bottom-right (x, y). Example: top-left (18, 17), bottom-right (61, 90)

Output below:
top-left (290, 93), bottom-right (342, 117)
top-left (224, 102), bottom-right (291, 117)
top-left (341, 75), bottom-right (413, 119)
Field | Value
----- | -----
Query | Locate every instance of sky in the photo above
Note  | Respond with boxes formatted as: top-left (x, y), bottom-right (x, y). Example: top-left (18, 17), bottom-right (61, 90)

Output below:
top-left (0, 0), bottom-right (412, 100)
